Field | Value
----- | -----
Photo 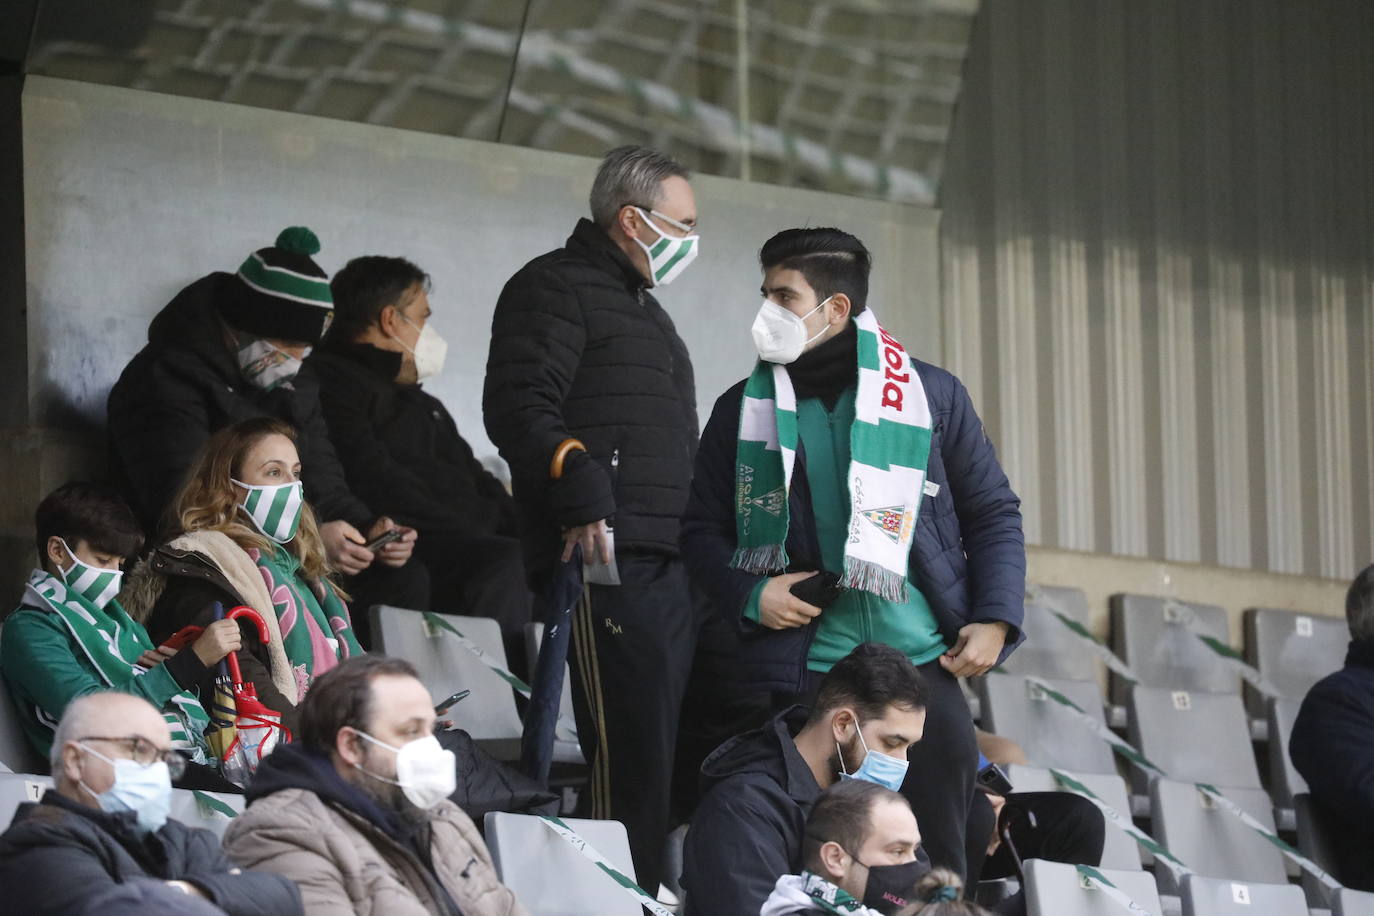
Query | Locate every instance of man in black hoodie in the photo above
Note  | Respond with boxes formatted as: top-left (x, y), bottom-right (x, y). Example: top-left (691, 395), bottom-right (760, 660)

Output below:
top-left (0, 692), bottom-right (300, 915)
top-left (683, 643), bottom-right (928, 916)
top-left (106, 227), bottom-right (425, 631)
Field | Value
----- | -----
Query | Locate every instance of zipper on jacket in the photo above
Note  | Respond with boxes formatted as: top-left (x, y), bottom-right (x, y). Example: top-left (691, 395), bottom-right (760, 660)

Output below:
top-left (608, 447), bottom-right (620, 529)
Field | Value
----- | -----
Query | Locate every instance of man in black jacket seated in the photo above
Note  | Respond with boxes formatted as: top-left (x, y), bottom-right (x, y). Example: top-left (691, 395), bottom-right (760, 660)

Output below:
top-left (683, 644), bottom-right (928, 916)
top-left (683, 644), bottom-right (1103, 916)
top-left (1290, 563), bottom-right (1374, 891)
top-left (0, 691), bottom-right (301, 915)
top-left (483, 145), bottom-right (702, 894)
top-left (309, 256), bottom-right (531, 642)
top-left (106, 227), bottom-right (424, 637)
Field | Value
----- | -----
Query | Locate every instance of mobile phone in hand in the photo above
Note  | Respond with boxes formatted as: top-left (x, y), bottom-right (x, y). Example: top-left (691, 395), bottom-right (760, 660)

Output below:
top-left (363, 528), bottom-right (404, 553)
top-left (434, 689), bottom-right (470, 715)
top-left (977, 758), bottom-right (1015, 796)
top-left (160, 625), bottom-right (204, 652)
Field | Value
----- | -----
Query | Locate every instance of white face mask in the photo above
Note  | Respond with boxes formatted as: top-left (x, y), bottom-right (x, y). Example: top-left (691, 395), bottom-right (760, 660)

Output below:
top-left (353, 731), bottom-right (456, 809)
top-left (394, 315), bottom-right (449, 382)
top-left (631, 207), bottom-right (700, 286)
top-left (751, 296), bottom-right (831, 364)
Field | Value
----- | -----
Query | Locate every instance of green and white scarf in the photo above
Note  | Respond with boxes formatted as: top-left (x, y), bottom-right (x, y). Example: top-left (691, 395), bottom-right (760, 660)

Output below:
top-left (732, 308), bottom-right (932, 602)
top-left (798, 872), bottom-right (877, 915)
top-left (23, 569), bottom-right (212, 763)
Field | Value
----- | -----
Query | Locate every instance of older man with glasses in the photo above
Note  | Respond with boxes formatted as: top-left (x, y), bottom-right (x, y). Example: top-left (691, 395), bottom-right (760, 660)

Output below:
top-left (0, 691), bottom-right (301, 915)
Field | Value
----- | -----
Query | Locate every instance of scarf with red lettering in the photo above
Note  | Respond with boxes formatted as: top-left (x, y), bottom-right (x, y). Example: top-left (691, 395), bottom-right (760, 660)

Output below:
top-left (731, 308), bottom-right (931, 601)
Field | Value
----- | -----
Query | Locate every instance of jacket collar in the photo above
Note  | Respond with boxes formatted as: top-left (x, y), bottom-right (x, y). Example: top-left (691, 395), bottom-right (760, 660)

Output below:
top-left (19, 789), bottom-right (165, 865)
top-left (247, 743), bottom-right (412, 841)
top-left (787, 320), bottom-right (858, 408)
top-left (566, 218), bottom-right (649, 293)
top-left (1346, 638), bottom-right (1374, 670)
top-left (775, 706), bottom-right (826, 805)
top-left (319, 338), bottom-right (405, 383)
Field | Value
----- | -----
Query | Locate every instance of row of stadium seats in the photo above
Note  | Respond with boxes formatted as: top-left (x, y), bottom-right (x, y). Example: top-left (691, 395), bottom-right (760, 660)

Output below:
top-left (976, 586), bottom-right (1358, 914)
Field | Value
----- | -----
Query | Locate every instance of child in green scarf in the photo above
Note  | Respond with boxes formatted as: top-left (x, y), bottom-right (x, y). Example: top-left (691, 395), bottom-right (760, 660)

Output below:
top-left (0, 482), bottom-right (239, 789)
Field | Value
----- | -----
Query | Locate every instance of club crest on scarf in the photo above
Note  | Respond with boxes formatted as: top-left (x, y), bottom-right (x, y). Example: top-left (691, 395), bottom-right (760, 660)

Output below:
top-left (860, 506), bottom-right (911, 544)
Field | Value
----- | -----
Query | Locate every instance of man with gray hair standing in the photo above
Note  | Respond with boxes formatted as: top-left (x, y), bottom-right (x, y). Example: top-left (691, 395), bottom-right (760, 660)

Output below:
top-left (484, 145), bottom-right (702, 893)
top-left (0, 692), bottom-right (300, 915)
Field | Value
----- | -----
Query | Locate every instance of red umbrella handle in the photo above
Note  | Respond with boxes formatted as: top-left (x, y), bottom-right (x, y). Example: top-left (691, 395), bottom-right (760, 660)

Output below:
top-left (224, 606), bottom-right (271, 687)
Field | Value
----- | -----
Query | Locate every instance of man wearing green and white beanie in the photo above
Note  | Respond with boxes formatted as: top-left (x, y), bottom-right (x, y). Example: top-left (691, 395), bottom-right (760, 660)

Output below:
top-left (681, 227), bottom-right (1026, 891)
top-left (107, 227), bottom-right (427, 639)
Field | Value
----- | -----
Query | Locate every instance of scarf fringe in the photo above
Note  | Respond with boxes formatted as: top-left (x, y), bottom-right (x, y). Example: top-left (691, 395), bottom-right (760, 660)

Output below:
top-left (730, 544), bottom-right (788, 575)
top-left (842, 557), bottom-right (907, 603)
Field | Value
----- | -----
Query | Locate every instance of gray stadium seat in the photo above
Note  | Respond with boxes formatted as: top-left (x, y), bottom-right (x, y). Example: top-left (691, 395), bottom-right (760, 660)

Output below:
top-left (1003, 764), bottom-right (1144, 869)
top-left (1126, 685), bottom-right (1260, 793)
top-left (524, 622), bottom-right (585, 765)
top-left (1110, 594), bottom-right (1235, 705)
top-left (1150, 778), bottom-right (1287, 895)
top-left (1243, 608), bottom-right (1346, 718)
top-left (1293, 794), bottom-right (1342, 907)
top-left (0, 771), bottom-right (52, 828)
top-left (1332, 888), bottom-right (1374, 915)
top-left (371, 606), bottom-right (523, 760)
top-left (1023, 859), bottom-right (1163, 916)
top-left (1179, 874), bottom-right (1308, 915)
top-left (0, 661), bottom-right (50, 775)
top-left (999, 586), bottom-right (1098, 681)
top-left (485, 812), bottom-right (640, 916)
top-left (169, 788), bottom-right (243, 838)
top-left (976, 674), bottom-right (1117, 775)
top-left (1265, 697), bottom-right (1307, 809)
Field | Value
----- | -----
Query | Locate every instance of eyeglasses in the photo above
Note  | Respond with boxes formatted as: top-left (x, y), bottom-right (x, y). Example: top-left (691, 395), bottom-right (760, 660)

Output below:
top-left (78, 735), bottom-right (188, 778)
top-left (623, 203), bottom-right (697, 237)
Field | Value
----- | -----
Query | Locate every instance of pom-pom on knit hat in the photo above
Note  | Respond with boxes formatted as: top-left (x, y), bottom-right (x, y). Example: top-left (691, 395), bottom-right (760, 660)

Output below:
top-left (217, 226), bottom-right (335, 344)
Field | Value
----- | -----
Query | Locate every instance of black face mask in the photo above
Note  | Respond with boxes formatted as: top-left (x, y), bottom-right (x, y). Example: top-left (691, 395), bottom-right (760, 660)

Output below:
top-left (858, 848), bottom-right (932, 914)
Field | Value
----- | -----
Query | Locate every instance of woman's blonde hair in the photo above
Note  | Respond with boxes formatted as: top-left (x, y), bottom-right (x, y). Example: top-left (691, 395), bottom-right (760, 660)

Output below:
top-left (173, 417), bottom-right (334, 583)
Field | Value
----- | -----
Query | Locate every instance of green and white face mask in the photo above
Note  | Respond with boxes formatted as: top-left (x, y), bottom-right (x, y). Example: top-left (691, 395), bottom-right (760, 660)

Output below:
top-left (59, 540), bottom-right (123, 610)
top-left (232, 478), bottom-right (305, 544)
top-left (631, 206), bottom-right (700, 287)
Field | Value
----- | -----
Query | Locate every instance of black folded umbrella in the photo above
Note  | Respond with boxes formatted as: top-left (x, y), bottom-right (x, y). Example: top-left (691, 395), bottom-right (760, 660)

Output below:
top-left (519, 553), bottom-right (584, 786)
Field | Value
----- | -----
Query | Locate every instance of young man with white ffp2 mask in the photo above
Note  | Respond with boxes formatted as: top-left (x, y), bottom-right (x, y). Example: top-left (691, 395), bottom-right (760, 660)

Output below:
top-left (224, 655), bottom-right (527, 916)
top-left (682, 227), bottom-right (1026, 888)
top-left (310, 256), bottom-right (533, 650)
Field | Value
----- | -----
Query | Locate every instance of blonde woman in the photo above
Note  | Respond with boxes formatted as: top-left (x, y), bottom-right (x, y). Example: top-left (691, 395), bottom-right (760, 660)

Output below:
top-left (125, 417), bottom-right (363, 732)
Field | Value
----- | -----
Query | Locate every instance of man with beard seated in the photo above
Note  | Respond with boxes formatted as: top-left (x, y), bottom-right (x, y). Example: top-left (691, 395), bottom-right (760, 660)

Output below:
top-left (222, 655), bottom-right (527, 915)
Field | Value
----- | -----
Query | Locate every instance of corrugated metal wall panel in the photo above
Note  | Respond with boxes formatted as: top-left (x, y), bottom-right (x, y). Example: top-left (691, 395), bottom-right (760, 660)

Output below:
top-left (941, 0), bottom-right (1374, 580)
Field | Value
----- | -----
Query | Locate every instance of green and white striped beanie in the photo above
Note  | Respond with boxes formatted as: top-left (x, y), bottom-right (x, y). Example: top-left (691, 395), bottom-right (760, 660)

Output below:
top-left (219, 226), bottom-right (335, 345)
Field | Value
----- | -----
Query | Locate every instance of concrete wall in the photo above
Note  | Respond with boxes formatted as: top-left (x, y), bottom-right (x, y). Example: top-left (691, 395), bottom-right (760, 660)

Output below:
top-left (4, 75), bottom-right (940, 578)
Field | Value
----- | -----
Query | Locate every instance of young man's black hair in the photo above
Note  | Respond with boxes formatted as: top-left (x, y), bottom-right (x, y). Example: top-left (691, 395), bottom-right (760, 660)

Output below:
top-left (809, 641), bottom-right (928, 725)
top-left (1346, 563), bottom-right (1374, 643)
top-left (327, 255), bottom-right (431, 343)
top-left (33, 481), bottom-right (143, 565)
top-left (759, 227), bottom-right (872, 314)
